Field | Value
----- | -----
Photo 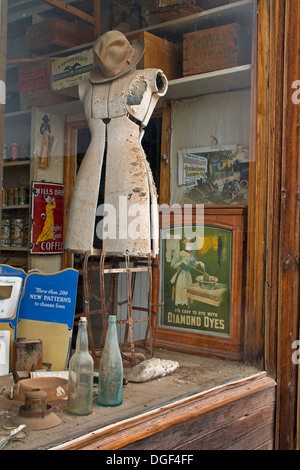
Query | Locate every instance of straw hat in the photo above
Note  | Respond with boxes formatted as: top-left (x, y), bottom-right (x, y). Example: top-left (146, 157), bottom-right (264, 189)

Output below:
top-left (90, 30), bottom-right (145, 83)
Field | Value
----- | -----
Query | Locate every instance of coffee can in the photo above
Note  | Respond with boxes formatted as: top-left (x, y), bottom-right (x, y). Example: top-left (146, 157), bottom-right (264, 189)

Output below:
top-left (3, 144), bottom-right (8, 161)
top-left (18, 186), bottom-right (29, 205)
top-left (2, 188), bottom-right (8, 206)
top-left (10, 218), bottom-right (24, 247)
top-left (1, 219), bottom-right (10, 247)
top-left (8, 143), bottom-right (19, 161)
top-left (7, 188), bottom-right (14, 206)
top-left (13, 187), bottom-right (19, 205)
top-left (19, 144), bottom-right (30, 160)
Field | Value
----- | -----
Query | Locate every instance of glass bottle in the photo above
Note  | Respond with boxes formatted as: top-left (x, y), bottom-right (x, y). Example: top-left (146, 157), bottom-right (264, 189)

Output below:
top-left (98, 315), bottom-right (123, 407)
top-left (67, 317), bottom-right (94, 416)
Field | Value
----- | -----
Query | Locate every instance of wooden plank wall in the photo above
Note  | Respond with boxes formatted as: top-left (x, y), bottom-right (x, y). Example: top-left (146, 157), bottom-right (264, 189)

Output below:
top-left (275, 0), bottom-right (300, 450)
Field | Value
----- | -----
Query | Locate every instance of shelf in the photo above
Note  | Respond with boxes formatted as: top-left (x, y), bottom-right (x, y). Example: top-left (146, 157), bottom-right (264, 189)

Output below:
top-left (0, 246), bottom-right (28, 252)
top-left (3, 159), bottom-right (30, 167)
top-left (2, 204), bottom-right (30, 210)
top-left (7, 0), bottom-right (81, 24)
top-left (5, 109), bottom-right (31, 128)
top-left (165, 64), bottom-right (252, 100)
top-left (133, 0), bottom-right (253, 42)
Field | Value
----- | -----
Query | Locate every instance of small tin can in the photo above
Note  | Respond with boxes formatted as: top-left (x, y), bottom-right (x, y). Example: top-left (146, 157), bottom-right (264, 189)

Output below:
top-left (1, 219), bottom-right (10, 247)
top-left (7, 188), bottom-right (14, 206)
top-left (19, 144), bottom-right (30, 160)
top-left (2, 188), bottom-right (8, 206)
top-left (10, 218), bottom-right (24, 247)
top-left (3, 144), bottom-right (9, 161)
top-left (8, 143), bottom-right (19, 161)
top-left (13, 187), bottom-right (19, 205)
top-left (18, 186), bottom-right (29, 205)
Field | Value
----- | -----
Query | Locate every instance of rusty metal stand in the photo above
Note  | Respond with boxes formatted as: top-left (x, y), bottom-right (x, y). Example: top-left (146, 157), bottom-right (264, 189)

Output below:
top-left (74, 251), bottom-right (154, 367)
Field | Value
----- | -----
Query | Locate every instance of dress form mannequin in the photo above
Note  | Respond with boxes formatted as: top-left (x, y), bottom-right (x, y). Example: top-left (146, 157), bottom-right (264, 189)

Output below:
top-left (65, 31), bottom-right (168, 257)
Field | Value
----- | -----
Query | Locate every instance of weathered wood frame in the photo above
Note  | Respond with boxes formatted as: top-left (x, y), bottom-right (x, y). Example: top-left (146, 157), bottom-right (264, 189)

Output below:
top-left (155, 205), bottom-right (246, 361)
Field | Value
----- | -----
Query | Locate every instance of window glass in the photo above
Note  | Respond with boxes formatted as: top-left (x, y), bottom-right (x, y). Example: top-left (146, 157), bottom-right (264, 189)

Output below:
top-left (0, 0), bottom-right (260, 447)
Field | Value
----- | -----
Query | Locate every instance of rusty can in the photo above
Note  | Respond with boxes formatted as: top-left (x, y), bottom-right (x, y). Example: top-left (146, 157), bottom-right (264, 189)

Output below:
top-left (7, 188), bottom-right (14, 206)
top-left (10, 218), bottom-right (24, 247)
top-left (18, 186), bottom-right (29, 205)
top-left (13, 187), bottom-right (19, 205)
top-left (1, 219), bottom-right (10, 247)
top-left (13, 339), bottom-right (43, 373)
top-left (8, 143), bottom-right (19, 161)
top-left (2, 188), bottom-right (8, 206)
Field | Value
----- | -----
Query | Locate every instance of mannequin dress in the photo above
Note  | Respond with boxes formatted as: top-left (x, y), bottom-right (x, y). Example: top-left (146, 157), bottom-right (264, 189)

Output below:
top-left (65, 68), bottom-right (168, 258)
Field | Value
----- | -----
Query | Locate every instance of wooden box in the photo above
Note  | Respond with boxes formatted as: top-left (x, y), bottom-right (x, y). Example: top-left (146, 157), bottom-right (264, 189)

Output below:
top-left (27, 18), bottom-right (94, 55)
top-left (157, 0), bottom-right (204, 20)
top-left (127, 31), bottom-right (182, 80)
top-left (183, 23), bottom-right (249, 76)
top-left (19, 59), bottom-right (72, 107)
top-left (197, 0), bottom-right (230, 9)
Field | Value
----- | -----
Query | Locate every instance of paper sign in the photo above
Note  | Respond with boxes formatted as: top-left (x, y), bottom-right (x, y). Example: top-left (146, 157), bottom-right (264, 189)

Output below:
top-left (18, 269), bottom-right (79, 370)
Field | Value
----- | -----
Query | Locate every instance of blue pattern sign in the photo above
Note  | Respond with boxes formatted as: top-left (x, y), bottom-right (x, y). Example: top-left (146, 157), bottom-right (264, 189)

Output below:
top-left (19, 269), bottom-right (78, 328)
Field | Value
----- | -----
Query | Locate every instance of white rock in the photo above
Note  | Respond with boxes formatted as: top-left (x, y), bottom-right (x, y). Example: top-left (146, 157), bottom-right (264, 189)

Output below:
top-left (125, 358), bottom-right (179, 383)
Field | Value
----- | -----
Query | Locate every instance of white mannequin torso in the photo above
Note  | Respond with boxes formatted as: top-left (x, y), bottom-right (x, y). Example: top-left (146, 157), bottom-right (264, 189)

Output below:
top-left (65, 69), bottom-right (168, 257)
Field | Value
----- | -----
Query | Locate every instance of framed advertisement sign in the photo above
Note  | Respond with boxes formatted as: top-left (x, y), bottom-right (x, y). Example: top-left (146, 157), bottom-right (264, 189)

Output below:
top-left (155, 205), bottom-right (246, 360)
top-left (31, 182), bottom-right (64, 254)
top-left (178, 145), bottom-right (249, 205)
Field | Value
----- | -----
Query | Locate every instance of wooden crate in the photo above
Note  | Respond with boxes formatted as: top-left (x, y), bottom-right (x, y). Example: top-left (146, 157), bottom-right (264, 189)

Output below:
top-left (197, 0), bottom-right (230, 9)
top-left (157, 0), bottom-right (203, 20)
top-left (27, 18), bottom-right (94, 55)
top-left (19, 59), bottom-right (72, 107)
top-left (158, 0), bottom-right (196, 6)
top-left (127, 31), bottom-right (182, 81)
top-left (183, 23), bottom-right (249, 76)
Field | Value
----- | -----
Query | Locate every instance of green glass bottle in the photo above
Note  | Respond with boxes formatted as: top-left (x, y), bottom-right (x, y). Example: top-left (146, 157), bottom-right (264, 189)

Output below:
top-left (98, 315), bottom-right (123, 407)
top-left (67, 317), bottom-right (94, 416)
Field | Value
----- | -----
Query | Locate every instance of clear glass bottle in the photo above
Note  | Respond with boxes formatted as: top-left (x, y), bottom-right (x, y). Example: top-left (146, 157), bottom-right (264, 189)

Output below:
top-left (98, 315), bottom-right (123, 407)
top-left (67, 317), bottom-right (94, 416)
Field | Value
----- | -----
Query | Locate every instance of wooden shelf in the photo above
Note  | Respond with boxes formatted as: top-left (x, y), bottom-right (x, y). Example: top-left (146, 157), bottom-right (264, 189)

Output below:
top-left (0, 246), bottom-right (28, 252)
top-left (2, 204), bottom-right (30, 210)
top-left (132, 0), bottom-right (253, 42)
top-left (4, 109), bottom-right (31, 128)
top-left (3, 159), bottom-right (30, 167)
top-left (165, 64), bottom-right (252, 100)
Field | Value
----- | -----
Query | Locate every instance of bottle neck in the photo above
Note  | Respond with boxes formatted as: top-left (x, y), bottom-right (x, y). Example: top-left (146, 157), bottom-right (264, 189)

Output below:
top-left (105, 316), bottom-right (119, 346)
top-left (76, 321), bottom-right (89, 353)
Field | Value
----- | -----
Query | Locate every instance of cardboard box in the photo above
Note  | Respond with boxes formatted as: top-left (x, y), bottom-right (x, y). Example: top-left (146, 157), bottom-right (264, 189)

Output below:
top-left (27, 18), bottom-right (94, 55)
top-left (19, 59), bottom-right (72, 107)
top-left (183, 23), bottom-right (250, 76)
top-left (127, 31), bottom-right (182, 81)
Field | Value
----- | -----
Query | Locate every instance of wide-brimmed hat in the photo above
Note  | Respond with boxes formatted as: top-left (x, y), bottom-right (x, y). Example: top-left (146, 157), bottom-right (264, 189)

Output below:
top-left (90, 30), bottom-right (145, 84)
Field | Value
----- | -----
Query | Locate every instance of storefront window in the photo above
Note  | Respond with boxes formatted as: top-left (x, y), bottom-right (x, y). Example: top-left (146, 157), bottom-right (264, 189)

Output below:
top-left (0, 0), bottom-right (265, 450)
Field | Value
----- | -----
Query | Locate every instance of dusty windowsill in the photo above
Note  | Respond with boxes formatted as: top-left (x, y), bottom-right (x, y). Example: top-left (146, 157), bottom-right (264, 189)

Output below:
top-left (0, 348), bottom-right (261, 450)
